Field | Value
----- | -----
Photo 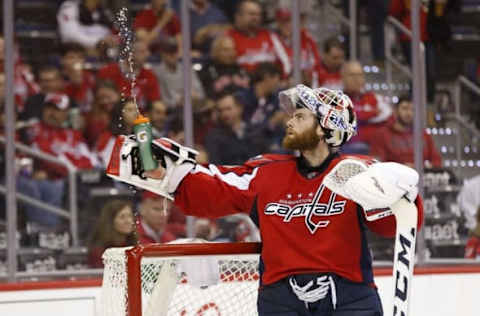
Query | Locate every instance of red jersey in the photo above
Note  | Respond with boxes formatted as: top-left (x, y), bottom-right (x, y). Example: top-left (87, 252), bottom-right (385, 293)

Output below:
top-left (84, 110), bottom-right (110, 148)
top-left (97, 63), bottom-right (161, 110)
top-left (314, 61), bottom-right (342, 90)
top-left (63, 70), bottom-right (96, 112)
top-left (94, 130), bottom-right (116, 169)
top-left (277, 29), bottom-right (321, 76)
top-left (389, 0), bottom-right (428, 42)
top-left (370, 125), bottom-right (442, 167)
top-left (346, 91), bottom-right (393, 145)
top-left (464, 235), bottom-right (480, 259)
top-left (174, 153), bottom-right (424, 286)
top-left (30, 122), bottom-right (97, 178)
top-left (13, 62), bottom-right (40, 112)
top-left (136, 218), bottom-right (176, 245)
top-left (134, 8), bottom-right (181, 36)
top-left (227, 28), bottom-right (289, 74)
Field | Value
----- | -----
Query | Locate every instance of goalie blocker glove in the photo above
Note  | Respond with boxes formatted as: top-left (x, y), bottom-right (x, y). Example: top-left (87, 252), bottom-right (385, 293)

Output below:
top-left (324, 160), bottom-right (419, 221)
top-left (344, 162), bottom-right (419, 210)
top-left (106, 135), bottom-right (198, 200)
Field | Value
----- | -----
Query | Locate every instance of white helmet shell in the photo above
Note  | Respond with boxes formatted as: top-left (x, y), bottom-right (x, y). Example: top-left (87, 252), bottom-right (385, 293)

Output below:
top-left (279, 84), bottom-right (357, 147)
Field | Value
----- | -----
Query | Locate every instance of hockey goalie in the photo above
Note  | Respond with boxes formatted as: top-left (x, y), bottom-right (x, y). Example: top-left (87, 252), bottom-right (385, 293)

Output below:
top-left (106, 84), bottom-right (424, 316)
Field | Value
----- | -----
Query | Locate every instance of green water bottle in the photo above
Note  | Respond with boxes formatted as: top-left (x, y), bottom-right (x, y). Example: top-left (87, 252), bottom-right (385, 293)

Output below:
top-left (133, 115), bottom-right (158, 171)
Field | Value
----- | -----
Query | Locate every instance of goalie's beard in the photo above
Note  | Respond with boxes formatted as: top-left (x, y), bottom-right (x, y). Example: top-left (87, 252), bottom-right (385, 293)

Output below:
top-left (282, 122), bottom-right (321, 151)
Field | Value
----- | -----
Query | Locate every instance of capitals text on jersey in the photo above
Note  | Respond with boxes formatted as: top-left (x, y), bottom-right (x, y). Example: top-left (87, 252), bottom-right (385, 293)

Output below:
top-left (264, 184), bottom-right (347, 234)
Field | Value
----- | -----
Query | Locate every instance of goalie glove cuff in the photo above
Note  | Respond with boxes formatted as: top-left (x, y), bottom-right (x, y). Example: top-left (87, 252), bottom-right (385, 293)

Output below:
top-left (166, 159), bottom-right (195, 194)
top-left (151, 138), bottom-right (198, 194)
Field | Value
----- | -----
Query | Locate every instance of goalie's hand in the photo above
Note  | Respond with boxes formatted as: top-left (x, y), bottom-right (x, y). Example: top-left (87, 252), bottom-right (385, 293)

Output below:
top-left (144, 166), bottom-right (166, 179)
top-left (106, 136), bottom-right (197, 200)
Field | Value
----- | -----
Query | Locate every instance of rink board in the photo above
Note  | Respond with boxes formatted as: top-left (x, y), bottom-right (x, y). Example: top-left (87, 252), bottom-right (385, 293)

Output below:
top-left (0, 267), bottom-right (479, 316)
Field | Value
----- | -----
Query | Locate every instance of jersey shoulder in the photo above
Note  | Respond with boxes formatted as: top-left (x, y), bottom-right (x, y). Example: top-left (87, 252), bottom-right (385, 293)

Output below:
top-left (244, 154), bottom-right (296, 169)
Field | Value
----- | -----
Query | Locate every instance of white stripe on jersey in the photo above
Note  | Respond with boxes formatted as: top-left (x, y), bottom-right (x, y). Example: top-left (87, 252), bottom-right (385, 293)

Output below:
top-left (192, 165), bottom-right (259, 191)
top-left (270, 32), bottom-right (291, 75)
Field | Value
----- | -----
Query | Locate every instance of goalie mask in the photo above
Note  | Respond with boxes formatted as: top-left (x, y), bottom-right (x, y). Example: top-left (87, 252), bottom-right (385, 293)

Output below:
top-left (279, 84), bottom-right (357, 147)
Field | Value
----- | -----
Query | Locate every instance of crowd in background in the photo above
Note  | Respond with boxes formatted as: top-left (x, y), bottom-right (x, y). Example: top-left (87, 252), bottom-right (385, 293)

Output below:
top-left (1, 0), bottom-right (478, 268)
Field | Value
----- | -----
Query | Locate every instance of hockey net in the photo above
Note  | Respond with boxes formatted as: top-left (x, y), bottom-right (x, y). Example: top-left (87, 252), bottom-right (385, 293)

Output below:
top-left (100, 241), bottom-right (262, 316)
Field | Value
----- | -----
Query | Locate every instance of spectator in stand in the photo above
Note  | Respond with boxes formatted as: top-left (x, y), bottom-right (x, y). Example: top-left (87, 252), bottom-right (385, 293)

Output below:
top-left (25, 93), bottom-right (98, 227)
top-left (83, 80), bottom-right (121, 147)
top-left (273, 8), bottom-right (321, 85)
top-left (342, 0), bottom-right (387, 65)
top-left (60, 43), bottom-right (95, 112)
top-left (165, 110), bottom-right (213, 159)
top-left (237, 62), bottom-right (282, 127)
top-left (197, 36), bottom-right (250, 99)
top-left (0, 79), bottom-right (38, 223)
top-left (153, 39), bottom-right (205, 110)
top-left (193, 218), bottom-right (216, 240)
top-left (145, 100), bottom-right (168, 139)
top-left (97, 40), bottom-right (160, 111)
top-left (235, 62), bottom-right (286, 151)
top-left (0, 35), bottom-right (39, 112)
top-left (211, 0), bottom-right (243, 22)
top-left (137, 191), bottom-right (177, 244)
top-left (458, 174), bottom-right (480, 232)
top-left (189, 0), bottom-right (230, 56)
top-left (134, 0), bottom-right (182, 55)
top-left (87, 199), bottom-right (137, 268)
top-left (57, 0), bottom-right (116, 54)
top-left (95, 98), bottom-right (138, 169)
top-left (0, 79), bottom-right (5, 219)
top-left (370, 95), bottom-right (442, 168)
top-left (477, 61), bottom-right (480, 85)
top-left (0, 73), bottom-right (8, 194)
top-left (226, 0), bottom-right (289, 74)
top-left (389, 0), bottom-right (458, 103)
top-left (0, 71), bottom-right (4, 140)
top-left (389, 0), bottom-right (431, 102)
top-left (20, 65), bottom-right (70, 123)
top-left (313, 36), bottom-right (345, 90)
top-left (464, 207), bottom-right (480, 259)
top-left (205, 90), bottom-right (269, 164)
top-left (341, 60), bottom-right (392, 153)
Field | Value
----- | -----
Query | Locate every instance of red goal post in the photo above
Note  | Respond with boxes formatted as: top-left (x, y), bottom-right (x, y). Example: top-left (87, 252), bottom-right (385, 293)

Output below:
top-left (100, 241), bottom-right (262, 316)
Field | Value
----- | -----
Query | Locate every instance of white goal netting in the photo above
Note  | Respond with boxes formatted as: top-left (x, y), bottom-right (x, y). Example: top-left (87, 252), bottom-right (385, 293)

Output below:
top-left (100, 242), bottom-right (261, 316)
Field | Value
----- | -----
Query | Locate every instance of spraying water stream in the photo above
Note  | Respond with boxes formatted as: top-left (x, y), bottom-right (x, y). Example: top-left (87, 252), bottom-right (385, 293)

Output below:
top-left (114, 8), bottom-right (139, 117)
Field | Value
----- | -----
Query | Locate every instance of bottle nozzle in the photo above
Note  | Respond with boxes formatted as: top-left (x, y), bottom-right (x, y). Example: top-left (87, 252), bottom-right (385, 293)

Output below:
top-left (133, 114), bottom-right (150, 125)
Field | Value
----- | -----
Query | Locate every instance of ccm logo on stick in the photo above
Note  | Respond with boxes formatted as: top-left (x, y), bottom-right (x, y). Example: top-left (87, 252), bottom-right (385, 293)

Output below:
top-left (393, 227), bottom-right (416, 316)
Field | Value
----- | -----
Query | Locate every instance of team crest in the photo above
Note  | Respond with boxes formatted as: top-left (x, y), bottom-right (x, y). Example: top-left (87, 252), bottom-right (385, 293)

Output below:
top-left (264, 185), bottom-right (346, 234)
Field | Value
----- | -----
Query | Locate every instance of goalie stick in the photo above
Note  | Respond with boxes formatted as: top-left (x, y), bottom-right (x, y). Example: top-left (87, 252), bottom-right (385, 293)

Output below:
top-left (323, 159), bottom-right (418, 316)
top-left (391, 198), bottom-right (417, 316)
